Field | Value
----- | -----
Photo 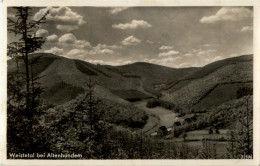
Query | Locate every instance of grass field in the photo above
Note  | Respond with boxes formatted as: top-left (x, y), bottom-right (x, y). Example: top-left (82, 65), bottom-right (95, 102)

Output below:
top-left (185, 129), bottom-right (229, 141)
top-left (184, 141), bottom-right (229, 157)
top-left (134, 101), bottom-right (177, 134)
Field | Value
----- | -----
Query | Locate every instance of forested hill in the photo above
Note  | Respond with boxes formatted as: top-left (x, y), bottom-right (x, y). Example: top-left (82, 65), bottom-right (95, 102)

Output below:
top-left (8, 53), bottom-right (196, 105)
top-left (7, 53), bottom-right (253, 110)
top-left (162, 54), bottom-right (253, 109)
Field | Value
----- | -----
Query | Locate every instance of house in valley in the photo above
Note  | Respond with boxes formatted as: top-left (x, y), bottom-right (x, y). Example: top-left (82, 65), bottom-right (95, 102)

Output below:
top-left (191, 115), bottom-right (197, 121)
top-left (183, 114), bottom-right (197, 124)
top-left (173, 121), bottom-right (182, 127)
top-left (183, 117), bottom-right (192, 124)
top-left (157, 126), bottom-right (168, 136)
top-left (173, 114), bottom-right (197, 128)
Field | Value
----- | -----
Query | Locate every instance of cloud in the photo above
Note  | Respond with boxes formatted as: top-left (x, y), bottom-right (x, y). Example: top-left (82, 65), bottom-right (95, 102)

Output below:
top-left (144, 57), bottom-right (180, 67)
top-left (159, 45), bottom-right (174, 50)
top-left (89, 48), bottom-right (114, 55)
top-left (56, 25), bottom-right (80, 32)
top-left (46, 34), bottom-right (58, 42)
top-left (78, 44), bottom-right (120, 55)
top-left (86, 59), bottom-right (134, 66)
top-left (94, 44), bottom-right (122, 50)
top-left (204, 56), bottom-right (224, 64)
top-left (241, 26), bottom-right (253, 32)
top-left (121, 36), bottom-right (141, 46)
top-left (86, 59), bottom-right (106, 65)
top-left (158, 50), bottom-right (179, 57)
top-left (112, 20), bottom-right (152, 29)
top-left (65, 43), bottom-right (119, 59)
top-left (58, 33), bottom-right (77, 44)
top-left (34, 7), bottom-right (86, 32)
top-left (57, 33), bottom-right (92, 50)
top-left (146, 40), bottom-right (154, 44)
top-left (212, 56), bottom-right (223, 61)
top-left (35, 29), bottom-right (49, 38)
top-left (184, 53), bottom-right (193, 57)
top-left (201, 44), bottom-right (211, 47)
top-left (67, 49), bottom-right (85, 57)
top-left (197, 49), bottom-right (217, 56)
top-left (110, 7), bottom-right (129, 14)
top-left (74, 40), bottom-right (91, 49)
top-left (44, 47), bottom-right (64, 55)
top-left (191, 48), bottom-right (203, 53)
top-left (229, 53), bottom-right (239, 57)
top-left (88, 43), bottom-right (122, 55)
top-left (182, 48), bottom-right (224, 67)
top-left (200, 7), bottom-right (253, 24)
top-left (178, 63), bottom-right (191, 68)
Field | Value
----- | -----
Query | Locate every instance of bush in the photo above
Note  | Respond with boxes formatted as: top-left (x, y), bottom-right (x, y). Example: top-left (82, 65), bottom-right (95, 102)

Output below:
top-left (97, 99), bottom-right (149, 128)
top-left (146, 99), bottom-right (181, 112)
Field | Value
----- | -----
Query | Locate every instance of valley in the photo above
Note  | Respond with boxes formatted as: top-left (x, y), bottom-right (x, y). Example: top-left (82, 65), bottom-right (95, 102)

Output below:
top-left (134, 100), bottom-right (177, 135)
top-left (5, 6), bottom-right (255, 160)
top-left (7, 52), bottom-right (253, 159)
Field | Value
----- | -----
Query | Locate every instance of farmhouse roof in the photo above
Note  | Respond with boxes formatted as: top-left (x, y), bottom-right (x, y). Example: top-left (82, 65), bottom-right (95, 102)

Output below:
top-left (159, 126), bottom-right (167, 131)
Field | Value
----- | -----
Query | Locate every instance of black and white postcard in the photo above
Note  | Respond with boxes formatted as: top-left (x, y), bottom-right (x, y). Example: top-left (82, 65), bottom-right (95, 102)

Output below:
top-left (1, 0), bottom-right (259, 166)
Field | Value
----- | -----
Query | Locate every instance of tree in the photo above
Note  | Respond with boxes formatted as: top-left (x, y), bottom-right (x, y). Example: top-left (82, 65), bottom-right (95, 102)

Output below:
top-left (7, 7), bottom-right (49, 154)
top-left (215, 127), bottom-right (220, 134)
top-left (74, 78), bottom-right (101, 132)
top-left (8, 7), bottom-right (48, 111)
top-left (139, 130), bottom-right (143, 159)
top-left (64, 78), bottom-right (112, 158)
top-left (182, 132), bottom-right (187, 142)
top-left (226, 130), bottom-right (239, 158)
top-left (237, 96), bottom-right (253, 156)
top-left (208, 127), bottom-right (213, 134)
top-left (7, 42), bottom-right (22, 72)
top-left (225, 96), bottom-right (253, 158)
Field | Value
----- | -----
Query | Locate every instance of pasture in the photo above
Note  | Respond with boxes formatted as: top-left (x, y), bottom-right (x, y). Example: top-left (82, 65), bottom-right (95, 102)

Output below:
top-left (134, 101), bottom-right (177, 134)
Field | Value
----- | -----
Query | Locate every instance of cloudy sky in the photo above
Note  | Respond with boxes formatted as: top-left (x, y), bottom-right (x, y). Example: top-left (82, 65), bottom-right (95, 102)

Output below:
top-left (7, 7), bottom-right (253, 68)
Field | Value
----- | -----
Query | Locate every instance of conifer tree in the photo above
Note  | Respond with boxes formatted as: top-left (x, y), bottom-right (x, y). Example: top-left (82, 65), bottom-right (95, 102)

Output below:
top-left (8, 7), bottom-right (48, 111)
top-left (7, 7), bottom-right (49, 154)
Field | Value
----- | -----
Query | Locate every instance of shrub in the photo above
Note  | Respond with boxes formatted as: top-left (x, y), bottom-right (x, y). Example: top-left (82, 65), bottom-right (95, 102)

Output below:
top-left (146, 99), bottom-right (181, 112)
